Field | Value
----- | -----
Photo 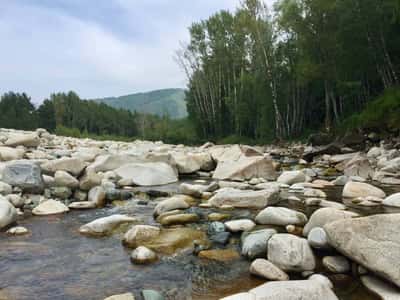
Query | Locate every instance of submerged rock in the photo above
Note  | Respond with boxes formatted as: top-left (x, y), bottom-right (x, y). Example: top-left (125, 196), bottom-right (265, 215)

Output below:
top-left (198, 249), bottom-right (240, 262)
top-left (131, 246), bottom-right (157, 264)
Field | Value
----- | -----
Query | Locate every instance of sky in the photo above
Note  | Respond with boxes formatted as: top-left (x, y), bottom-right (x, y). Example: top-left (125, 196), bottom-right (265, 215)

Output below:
top-left (0, 0), bottom-right (274, 103)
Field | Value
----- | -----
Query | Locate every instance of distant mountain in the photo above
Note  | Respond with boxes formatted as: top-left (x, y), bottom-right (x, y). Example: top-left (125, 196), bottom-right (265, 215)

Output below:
top-left (93, 88), bottom-right (187, 119)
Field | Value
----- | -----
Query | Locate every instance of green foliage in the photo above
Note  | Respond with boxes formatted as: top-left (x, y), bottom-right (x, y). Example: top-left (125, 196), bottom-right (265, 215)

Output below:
top-left (0, 92), bottom-right (38, 130)
top-left (342, 88), bottom-right (400, 132)
top-left (94, 88), bottom-right (187, 119)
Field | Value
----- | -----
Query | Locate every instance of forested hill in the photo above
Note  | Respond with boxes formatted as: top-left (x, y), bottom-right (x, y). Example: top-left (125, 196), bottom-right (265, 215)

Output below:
top-left (93, 88), bottom-right (187, 119)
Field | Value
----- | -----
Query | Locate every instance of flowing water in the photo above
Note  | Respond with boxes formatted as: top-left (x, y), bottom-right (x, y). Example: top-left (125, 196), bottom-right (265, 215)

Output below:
top-left (1, 181), bottom-right (399, 300)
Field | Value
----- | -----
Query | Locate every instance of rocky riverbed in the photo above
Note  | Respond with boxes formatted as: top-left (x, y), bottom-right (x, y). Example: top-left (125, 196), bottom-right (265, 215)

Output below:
top-left (1, 128), bottom-right (400, 300)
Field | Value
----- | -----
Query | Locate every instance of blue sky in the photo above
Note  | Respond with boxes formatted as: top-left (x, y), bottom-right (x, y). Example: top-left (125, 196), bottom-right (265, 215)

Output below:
top-left (0, 0), bottom-right (274, 103)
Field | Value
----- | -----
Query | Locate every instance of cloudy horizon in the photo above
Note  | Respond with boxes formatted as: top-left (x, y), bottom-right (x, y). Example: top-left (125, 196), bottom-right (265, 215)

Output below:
top-left (0, 0), bottom-right (274, 103)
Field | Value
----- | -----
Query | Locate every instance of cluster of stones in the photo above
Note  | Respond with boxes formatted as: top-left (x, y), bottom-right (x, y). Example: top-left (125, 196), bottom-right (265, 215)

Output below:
top-left (1, 128), bottom-right (400, 300)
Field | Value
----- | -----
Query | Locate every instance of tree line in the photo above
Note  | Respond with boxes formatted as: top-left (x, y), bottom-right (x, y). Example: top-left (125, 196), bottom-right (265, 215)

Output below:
top-left (0, 91), bottom-right (199, 144)
top-left (177, 0), bottom-right (400, 141)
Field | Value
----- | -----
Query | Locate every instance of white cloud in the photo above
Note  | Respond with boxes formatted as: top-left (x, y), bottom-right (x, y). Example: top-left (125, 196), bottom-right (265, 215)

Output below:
top-left (0, 0), bottom-right (274, 103)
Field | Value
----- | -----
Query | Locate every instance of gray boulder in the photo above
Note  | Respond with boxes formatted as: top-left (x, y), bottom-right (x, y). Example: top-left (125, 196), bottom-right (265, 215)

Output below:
top-left (2, 162), bottom-right (44, 193)
top-left (268, 233), bottom-right (316, 272)
top-left (241, 229), bottom-right (277, 259)
top-left (324, 214), bottom-right (400, 288)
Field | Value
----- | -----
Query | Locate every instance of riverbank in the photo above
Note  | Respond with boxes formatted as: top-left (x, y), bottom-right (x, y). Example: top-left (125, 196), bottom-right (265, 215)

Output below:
top-left (0, 128), bottom-right (400, 299)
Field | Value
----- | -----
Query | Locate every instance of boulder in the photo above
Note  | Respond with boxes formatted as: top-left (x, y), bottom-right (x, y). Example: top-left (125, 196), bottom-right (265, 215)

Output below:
top-left (153, 195), bottom-right (190, 217)
top-left (158, 213), bottom-right (199, 226)
top-left (6, 226), bottom-right (29, 235)
top-left (361, 275), bottom-right (400, 300)
top-left (248, 276), bottom-right (338, 300)
top-left (0, 182), bottom-right (12, 195)
top-left (277, 171), bottom-right (306, 185)
top-left (172, 151), bottom-right (214, 174)
top-left (342, 182), bottom-right (386, 199)
top-left (130, 246), bottom-right (157, 264)
top-left (41, 158), bottom-right (86, 176)
top-left (2, 162), bottom-right (44, 193)
top-left (123, 225), bottom-right (161, 248)
top-left (343, 154), bottom-right (374, 179)
top-left (208, 187), bottom-right (279, 209)
top-left (225, 219), bottom-right (255, 232)
top-left (308, 227), bottom-right (330, 249)
top-left (179, 182), bottom-right (218, 198)
top-left (0, 146), bottom-right (25, 161)
top-left (88, 186), bottom-right (106, 207)
top-left (32, 199), bottom-right (69, 215)
top-left (303, 208), bottom-right (358, 236)
top-left (268, 234), bottom-right (316, 272)
top-left (54, 170), bottom-right (79, 188)
top-left (241, 229), bottom-right (277, 259)
top-left (142, 290), bottom-right (164, 300)
top-left (250, 259), bottom-right (289, 281)
top-left (0, 199), bottom-right (17, 229)
top-left (5, 133), bottom-right (40, 147)
top-left (255, 207), bottom-right (307, 226)
top-left (212, 156), bottom-right (277, 181)
top-left (79, 170), bottom-right (103, 191)
top-left (115, 162), bottom-right (178, 186)
top-left (79, 214), bottom-right (136, 236)
top-left (322, 256), bottom-right (350, 273)
top-left (324, 214), bottom-right (400, 288)
top-left (383, 193), bottom-right (400, 208)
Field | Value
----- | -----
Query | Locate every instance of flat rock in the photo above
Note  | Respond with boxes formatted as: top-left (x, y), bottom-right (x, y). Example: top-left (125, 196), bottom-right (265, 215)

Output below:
top-left (115, 162), bottom-right (178, 186)
top-left (208, 187), bottom-right (279, 209)
top-left (153, 195), bottom-right (190, 217)
top-left (32, 199), bottom-right (69, 215)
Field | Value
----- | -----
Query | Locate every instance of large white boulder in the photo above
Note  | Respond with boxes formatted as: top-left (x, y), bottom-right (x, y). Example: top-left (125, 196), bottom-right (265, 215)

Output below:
top-left (324, 214), bottom-right (400, 288)
top-left (342, 182), bottom-right (386, 199)
top-left (115, 162), bottom-right (178, 186)
top-left (208, 187), bottom-right (279, 209)
top-left (213, 156), bottom-right (276, 181)
top-left (41, 157), bottom-right (86, 176)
